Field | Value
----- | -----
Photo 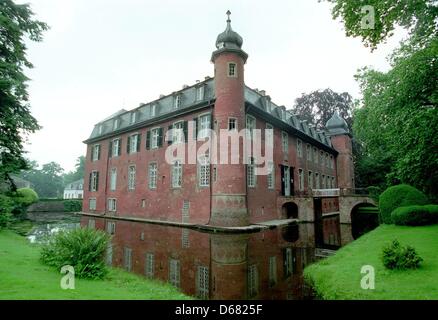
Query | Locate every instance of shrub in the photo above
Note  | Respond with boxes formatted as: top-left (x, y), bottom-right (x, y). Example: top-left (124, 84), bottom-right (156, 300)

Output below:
top-left (13, 188), bottom-right (39, 206)
top-left (391, 205), bottom-right (438, 226)
top-left (382, 240), bottom-right (423, 270)
top-left (40, 227), bottom-right (110, 279)
top-left (379, 184), bottom-right (429, 224)
top-left (0, 194), bottom-right (13, 229)
top-left (63, 200), bottom-right (82, 212)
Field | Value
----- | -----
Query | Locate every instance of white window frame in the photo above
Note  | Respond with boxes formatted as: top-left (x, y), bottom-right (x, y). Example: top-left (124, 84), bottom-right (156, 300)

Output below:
top-left (151, 127), bottom-right (160, 149)
top-left (196, 266), bottom-right (209, 299)
top-left (246, 115), bottom-right (256, 140)
top-left (267, 161), bottom-right (275, 189)
top-left (248, 264), bottom-right (258, 298)
top-left (92, 144), bottom-right (100, 161)
top-left (169, 259), bottom-right (180, 288)
top-left (228, 117), bottom-right (237, 131)
top-left (150, 104), bottom-right (156, 117)
top-left (266, 123), bottom-right (274, 147)
top-left (198, 154), bottom-right (210, 187)
top-left (172, 121), bottom-right (184, 144)
top-left (308, 171), bottom-right (313, 190)
top-left (128, 165), bottom-right (136, 190)
top-left (196, 85), bottom-right (205, 101)
top-left (113, 118), bottom-right (119, 130)
top-left (91, 171), bottom-right (98, 191)
top-left (129, 133), bottom-right (139, 154)
top-left (130, 112), bottom-right (136, 124)
top-left (145, 253), bottom-right (154, 278)
top-left (282, 131), bottom-right (288, 154)
top-left (174, 95), bottom-right (181, 109)
top-left (247, 157), bottom-right (256, 188)
top-left (313, 147), bottom-right (318, 164)
top-left (298, 169), bottom-right (304, 191)
top-left (315, 172), bottom-right (320, 189)
top-left (108, 198), bottom-right (117, 212)
top-left (110, 168), bottom-right (117, 191)
top-left (297, 140), bottom-right (303, 158)
top-left (172, 160), bottom-right (183, 188)
top-left (89, 198), bottom-right (96, 210)
top-left (112, 138), bottom-right (120, 157)
top-left (198, 113), bottom-right (211, 139)
top-left (148, 162), bottom-right (158, 189)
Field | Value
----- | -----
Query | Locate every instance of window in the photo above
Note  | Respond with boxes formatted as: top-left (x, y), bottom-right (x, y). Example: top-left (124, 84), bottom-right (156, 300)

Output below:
top-left (298, 169), bottom-right (304, 191)
top-left (111, 139), bottom-right (121, 157)
top-left (269, 256), bottom-right (277, 287)
top-left (151, 128), bottom-right (160, 149)
top-left (326, 153), bottom-right (329, 168)
top-left (150, 104), bottom-right (156, 117)
top-left (228, 62), bottom-right (237, 77)
top-left (331, 156), bottom-right (335, 169)
top-left (320, 151), bottom-right (324, 164)
top-left (308, 171), bottom-right (313, 190)
top-left (130, 112), bottom-right (136, 124)
top-left (181, 229), bottom-right (189, 248)
top-left (90, 171), bottom-right (99, 191)
top-left (267, 161), bottom-right (274, 189)
top-left (128, 134), bottom-right (140, 154)
top-left (169, 259), bottom-right (180, 288)
top-left (322, 175), bottom-right (326, 189)
top-left (248, 264), bottom-right (258, 298)
top-left (196, 85), bottom-right (205, 101)
top-left (198, 114), bottom-right (211, 139)
top-left (246, 115), bottom-right (256, 140)
top-left (98, 125), bottom-right (103, 135)
top-left (247, 157), bottom-right (256, 188)
top-left (332, 177), bottom-right (336, 188)
top-left (110, 168), bottom-right (117, 191)
top-left (89, 198), bottom-right (96, 210)
top-left (282, 132), bottom-right (288, 154)
top-left (106, 221), bottom-right (116, 235)
top-left (307, 144), bottom-right (312, 161)
top-left (213, 166), bottom-right (217, 182)
top-left (108, 198), bottom-right (117, 212)
top-left (315, 173), bottom-right (320, 189)
top-left (128, 165), bottom-right (136, 190)
top-left (198, 154), bottom-right (210, 187)
top-left (172, 121), bottom-right (184, 144)
top-left (284, 248), bottom-right (293, 278)
top-left (228, 118), bottom-right (237, 131)
top-left (196, 266), bottom-right (209, 299)
top-left (123, 247), bottom-right (132, 272)
top-left (113, 118), bottom-right (119, 130)
top-left (148, 163), bottom-right (158, 189)
top-left (313, 147), bottom-right (318, 164)
top-left (145, 253), bottom-right (154, 278)
top-left (92, 144), bottom-right (100, 161)
top-left (172, 160), bottom-right (183, 188)
top-left (297, 140), bottom-right (303, 157)
top-left (266, 124), bottom-right (274, 147)
top-left (174, 95), bottom-right (181, 109)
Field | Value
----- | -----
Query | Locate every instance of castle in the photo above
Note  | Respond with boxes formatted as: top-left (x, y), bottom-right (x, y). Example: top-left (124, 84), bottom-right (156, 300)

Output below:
top-left (83, 12), bottom-right (362, 230)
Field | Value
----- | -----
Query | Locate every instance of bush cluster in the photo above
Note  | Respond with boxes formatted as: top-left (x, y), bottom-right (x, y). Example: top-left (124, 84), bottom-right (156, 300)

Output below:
top-left (391, 205), bottom-right (438, 226)
top-left (379, 184), bottom-right (429, 224)
top-left (13, 188), bottom-right (39, 206)
top-left (40, 227), bottom-right (110, 279)
top-left (63, 200), bottom-right (82, 212)
top-left (382, 240), bottom-right (423, 270)
top-left (0, 194), bottom-right (14, 229)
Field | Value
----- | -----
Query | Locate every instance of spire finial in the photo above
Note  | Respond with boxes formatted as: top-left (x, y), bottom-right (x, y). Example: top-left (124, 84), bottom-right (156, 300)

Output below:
top-left (226, 10), bottom-right (231, 23)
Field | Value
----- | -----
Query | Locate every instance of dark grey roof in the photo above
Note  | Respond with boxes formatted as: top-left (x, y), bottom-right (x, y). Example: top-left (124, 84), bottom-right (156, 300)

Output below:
top-left (326, 112), bottom-right (350, 136)
top-left (216, 12), bottom-right (243, 50)
top-left (86, 78), bottom-right (335, 149)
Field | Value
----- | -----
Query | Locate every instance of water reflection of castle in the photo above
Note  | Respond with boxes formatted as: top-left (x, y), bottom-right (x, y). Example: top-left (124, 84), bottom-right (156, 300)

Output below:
top-left (82, 216), bottom-right (348, 299)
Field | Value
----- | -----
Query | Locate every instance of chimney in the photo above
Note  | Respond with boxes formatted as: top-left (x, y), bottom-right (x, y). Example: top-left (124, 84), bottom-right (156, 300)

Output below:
top-left (159, 94), bottom-right (165, 98)
top-left (204, 76), bottom-right (211, 80)
top-left (260, 90), bottom-right (266, 96)
top-left (183, 84), bottom-right (189, 89)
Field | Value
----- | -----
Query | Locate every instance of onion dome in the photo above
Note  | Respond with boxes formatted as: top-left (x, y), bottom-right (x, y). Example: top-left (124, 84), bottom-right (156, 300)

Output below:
top-left (326, 112), bottom-right (350, 136)
top-left (216, 10), bottom-right (243, 49)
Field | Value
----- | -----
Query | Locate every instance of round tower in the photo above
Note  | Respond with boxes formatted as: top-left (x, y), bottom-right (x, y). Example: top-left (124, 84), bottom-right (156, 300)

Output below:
top-left (209, 11), bottom-right (249, 227)
top-left (326, 112), bottom-right (355, 189)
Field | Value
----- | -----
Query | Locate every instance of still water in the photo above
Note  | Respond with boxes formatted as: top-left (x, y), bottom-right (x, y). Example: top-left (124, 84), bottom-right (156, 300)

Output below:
top-left (80, 216), bottom-right (351, 300)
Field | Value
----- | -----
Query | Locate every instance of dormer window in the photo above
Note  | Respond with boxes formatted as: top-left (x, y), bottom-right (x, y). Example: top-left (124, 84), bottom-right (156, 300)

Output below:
top-left (174, 95), bottom-right (181, 109)
top-left (228, 62), bottom-right (237, 77)
top-left (150, 104), bottom-right (156, 117)
top-left (98, 125), bottom-right (103, 135)
top-left (196, 85), bottom-right (205, 101)
top-left (130, 112), bottom-right (137, 124)
top-left (113, 118), bottom-right (119, 130)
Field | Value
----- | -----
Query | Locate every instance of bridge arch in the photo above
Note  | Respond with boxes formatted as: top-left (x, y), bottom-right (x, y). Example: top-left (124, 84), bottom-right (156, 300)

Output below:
top-left (351, 202), bottom-right (379, 239)
top-left (282, 202), bottom-right (298, 219)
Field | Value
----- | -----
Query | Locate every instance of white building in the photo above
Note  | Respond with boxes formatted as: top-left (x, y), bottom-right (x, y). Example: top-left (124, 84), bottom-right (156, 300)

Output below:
top-left (63, 178), bottom-right (84, 199)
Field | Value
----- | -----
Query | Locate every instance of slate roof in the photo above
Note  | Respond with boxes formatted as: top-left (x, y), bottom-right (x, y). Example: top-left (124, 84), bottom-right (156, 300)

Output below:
top-left (85, 77), bottom-right (334, 149)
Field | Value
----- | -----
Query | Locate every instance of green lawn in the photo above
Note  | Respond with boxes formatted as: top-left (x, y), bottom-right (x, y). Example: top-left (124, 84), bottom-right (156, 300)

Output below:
top-left (304, 224), bottom-right (438, 300)
top-left (0, 230), bottom-right (191, 300)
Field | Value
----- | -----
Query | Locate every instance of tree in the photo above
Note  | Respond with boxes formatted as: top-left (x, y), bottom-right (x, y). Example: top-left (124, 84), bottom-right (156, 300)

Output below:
top-left (354, 39), bottom-right (438, 197)
top-left (290, 88), bottom-right (354, 130)
top-left (0, 1), bottom-right (48, 190)
top-left (63, 156), bottom-right (86, 185)
top-left (324, 0), bottom-right (438, 50)
top-left (20, 161), bottom-right (65, 198)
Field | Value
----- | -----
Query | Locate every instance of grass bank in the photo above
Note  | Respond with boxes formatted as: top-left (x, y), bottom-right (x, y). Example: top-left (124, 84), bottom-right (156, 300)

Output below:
top-left (0, 230), bottom-right (191, 300)
top-left (304, 224), bottom-right (438, 300)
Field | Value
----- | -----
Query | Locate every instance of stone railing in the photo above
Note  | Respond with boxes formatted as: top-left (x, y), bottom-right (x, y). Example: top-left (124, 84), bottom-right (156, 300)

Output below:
top-left (339, 188), bottom-right (370, 196)
top-left (311, 189), bottom-right (340, 197)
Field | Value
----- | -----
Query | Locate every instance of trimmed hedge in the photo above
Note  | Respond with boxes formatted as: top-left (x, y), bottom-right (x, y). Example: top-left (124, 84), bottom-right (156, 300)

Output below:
top-left (379, 184), bottom-right (429, 224)
top-left (63, 200), bottom-right (82, 212)
top-left (392, 205), bottom-right (438, 226)
top-left (13, 188), bottom-right (39, 206)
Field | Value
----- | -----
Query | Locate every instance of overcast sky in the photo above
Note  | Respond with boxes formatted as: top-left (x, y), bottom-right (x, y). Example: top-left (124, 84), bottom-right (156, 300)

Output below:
top-left (20, 0), bottom-right (406, 172)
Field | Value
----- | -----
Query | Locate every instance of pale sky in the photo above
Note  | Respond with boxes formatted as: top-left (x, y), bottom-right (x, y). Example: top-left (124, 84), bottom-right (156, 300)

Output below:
top-left (21, 0), bottom-right (406, 172)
